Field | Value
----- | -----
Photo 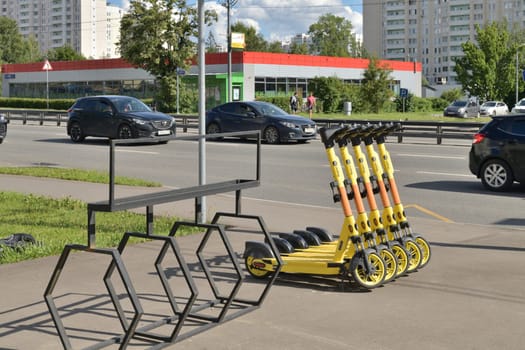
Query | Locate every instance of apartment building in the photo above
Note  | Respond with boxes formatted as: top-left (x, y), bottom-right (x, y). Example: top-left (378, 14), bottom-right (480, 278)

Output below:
top-left (1, 0), bottom-right (123, 59)
top-left (363, 0), bottom-right (525, 94)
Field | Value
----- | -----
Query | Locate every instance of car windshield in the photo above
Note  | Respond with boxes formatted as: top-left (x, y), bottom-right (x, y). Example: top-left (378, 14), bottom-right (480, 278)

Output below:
top-left (482, 102), bottom-right (496, 107)
top-left (518, 100), bottom-right (525, 106)
top-left (112, 97), bottom-right (152, 113)
top-left (452, 101), bottom-right (468, 107)
top-left (255, 103), bottom-right (288, 116)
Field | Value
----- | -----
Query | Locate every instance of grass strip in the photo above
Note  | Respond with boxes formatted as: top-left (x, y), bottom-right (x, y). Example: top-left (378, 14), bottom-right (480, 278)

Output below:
top-left (0, 191), bottom-right (195, 264)
top-left (0, 166), bottom-right (161, 187)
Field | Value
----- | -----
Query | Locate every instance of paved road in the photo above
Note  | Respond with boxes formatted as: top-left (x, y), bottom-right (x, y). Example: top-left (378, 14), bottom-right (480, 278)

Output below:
top-left (0, 176), bottom-right (524, 350)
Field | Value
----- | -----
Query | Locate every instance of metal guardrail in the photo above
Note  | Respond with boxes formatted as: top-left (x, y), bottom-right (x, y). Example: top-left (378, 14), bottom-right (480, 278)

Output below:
top-left (1, 109), bottom-right (485, 144)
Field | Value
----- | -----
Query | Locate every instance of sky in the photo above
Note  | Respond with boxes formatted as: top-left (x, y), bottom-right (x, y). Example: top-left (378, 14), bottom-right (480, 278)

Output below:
top-left (107, 0), bottom-right (363, 46)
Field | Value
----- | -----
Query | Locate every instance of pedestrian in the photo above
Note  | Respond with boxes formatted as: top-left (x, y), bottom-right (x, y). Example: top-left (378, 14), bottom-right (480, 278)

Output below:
top-left (289, 91), bottom-right (298, 114)
top-left (306, 91), bottom-right (316, 119)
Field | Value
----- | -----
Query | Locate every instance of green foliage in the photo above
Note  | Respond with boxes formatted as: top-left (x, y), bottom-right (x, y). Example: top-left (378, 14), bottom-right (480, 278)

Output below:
top-left (289, 42), bottom-right (309, 55)
top-left (155, 78), bottom-right (198, 113)
top-left (119, 0), bottom-right (216, 108)
top-left (46, 45), bottom-right (86, 61)
top-left (0, 97), bottom-right (75, 110)
top-left (231, 22), bottom-right (268, 51)
top-left (429, 97), bottom-right (450, 111)
top-left (308, 13), bottom-right (361, 57)
top-left (360, 57), bottom-right (394, 113)
top-left (307, 76), bottom-right (344, 113)
top-left (255, 96), bottom-right (294, 112)
top-left (454, 21), bottom-right (514, 101)
top-left (0, 167), bottom-right (161, 187)
top-left (440, 88), bottom-right (463, 103)
top-left (0, 17), bottom-right (40, 64)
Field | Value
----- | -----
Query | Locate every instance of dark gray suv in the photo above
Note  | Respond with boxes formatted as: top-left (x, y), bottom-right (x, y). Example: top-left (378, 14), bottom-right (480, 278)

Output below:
top-left (67, 95), bottom-right (176, 143)
top-left (469, 115), bottom-right (525, 191)
top-left (0, 114), bottom-right (7, 144)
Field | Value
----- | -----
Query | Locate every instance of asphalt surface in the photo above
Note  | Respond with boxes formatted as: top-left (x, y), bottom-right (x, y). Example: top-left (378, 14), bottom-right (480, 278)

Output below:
top-left (0, 175), bottom-right (524, 350)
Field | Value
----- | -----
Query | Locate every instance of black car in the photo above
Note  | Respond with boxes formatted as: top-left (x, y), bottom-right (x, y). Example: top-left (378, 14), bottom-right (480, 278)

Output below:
top-left (206, 101), bottom-right (317, 144)
top-left (469, 115), bottom-right (525, 191)
top-left (67, 95), bottom-right (176, 143)
top-left (0, 114), bottom-right (6, 144)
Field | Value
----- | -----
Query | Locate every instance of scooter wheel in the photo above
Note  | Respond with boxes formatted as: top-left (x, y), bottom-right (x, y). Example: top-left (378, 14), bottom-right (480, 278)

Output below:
top-left (378, 247), bottom-right (397, 284)
top-left (350, 250), bottom-right (386, 289)
top-left (404, 240), bottom-right (422, 273)
top-left (414, 235), bottom-right (431, 268)
top-left (244, 249), bottom-right (272, 279)
top-left (390, 243), bottom-right (409, 277)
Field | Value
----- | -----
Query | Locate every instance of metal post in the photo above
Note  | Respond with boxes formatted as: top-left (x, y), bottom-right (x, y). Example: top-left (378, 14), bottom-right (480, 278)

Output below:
top-left (197, 0), bottom-right (206, 224)
top-left (516, 44), bottom-right (525, 104)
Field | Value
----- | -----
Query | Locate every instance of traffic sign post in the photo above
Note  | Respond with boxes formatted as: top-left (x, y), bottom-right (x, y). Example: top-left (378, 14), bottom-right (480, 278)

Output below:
top-left (43, 60), bottom-right (53, 109)
top-left (400, 88), bottom-right (408, 113)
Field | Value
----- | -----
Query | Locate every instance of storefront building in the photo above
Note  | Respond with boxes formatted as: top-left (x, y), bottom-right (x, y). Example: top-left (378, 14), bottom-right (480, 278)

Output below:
top-left (2, 52), bottom-right (422, 109)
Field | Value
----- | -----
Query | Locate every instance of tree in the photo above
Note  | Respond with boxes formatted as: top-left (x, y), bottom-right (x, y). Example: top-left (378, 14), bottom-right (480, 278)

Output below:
top-left (231, 22), bottom-right (268, 52)
top-left (46, 45), bottom-right (86, 61)
top-left (360, 57), bottom-right (394, 113)
top-left (308, 13), bottom-right (360, 57)
top-left (289, 41), bottom-right (308, 55)
top-left (119, 0), bottom-right (216, 111)
top-left (267, 41), bottom-right (284, 53)
top-left (205, 32), bottom-right (219, 53)
top-left (0, 17), bottom-right (31, 64)
top-left (454, 22), bottom-right (514, 101)
top-left (307, 76), bottom-right (343, 113)
top-left (21, 35), bottom-right (42, 63)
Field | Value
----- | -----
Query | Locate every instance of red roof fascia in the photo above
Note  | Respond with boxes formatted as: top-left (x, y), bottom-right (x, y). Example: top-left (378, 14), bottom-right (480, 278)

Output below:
top-left (2, 52), bottom-right (421, 73)
top-left (2, 58), bottom-right (135, 73)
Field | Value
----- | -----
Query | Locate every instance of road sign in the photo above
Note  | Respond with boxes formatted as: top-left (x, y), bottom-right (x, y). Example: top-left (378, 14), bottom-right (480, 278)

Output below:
top-left (42, 60), bottom-right (53, 71)
top-left (400, 88), bottom-right (408, 98)
top-left (176, 68), bottom-right (186, 76)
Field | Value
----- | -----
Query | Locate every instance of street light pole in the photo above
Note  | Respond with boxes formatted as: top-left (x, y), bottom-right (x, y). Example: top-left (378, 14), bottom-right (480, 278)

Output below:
top-left (220, 0), bottom-right (238, 102)
top-left (516, 44), bottom-right (525, 105)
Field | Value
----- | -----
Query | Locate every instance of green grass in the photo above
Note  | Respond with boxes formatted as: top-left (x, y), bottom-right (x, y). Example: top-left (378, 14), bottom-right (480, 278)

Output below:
top-left (0, 166), bottom-right (162, 187)
top-left (0, 191), bottom-right (196, 264)
top-left (300, 111), bottom-right (491, 123)
top-left (0, 168), bottom-right (187, 264)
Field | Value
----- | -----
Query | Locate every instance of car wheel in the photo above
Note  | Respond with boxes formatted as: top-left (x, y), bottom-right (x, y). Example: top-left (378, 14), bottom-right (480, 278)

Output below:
top-left (263, 126), bottom-right (280, 144)
top-left (69, 122), bottom-right (85, 142)
top-left (481, 159), bottom-right (514, 191)
top-left (118, 124), bottom-right (133, 139)
top-left (206, 123), bottom-right (223, 140)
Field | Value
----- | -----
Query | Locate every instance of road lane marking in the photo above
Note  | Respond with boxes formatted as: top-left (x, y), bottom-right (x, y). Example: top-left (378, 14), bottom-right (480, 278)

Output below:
top-left (405, 204), bottom-right (454, 223)
top-left (116, 149), bottom-right (159, 155)
top-left (397, 153), bottom-right (465, 160)
top-left (417, 171), bottom-right (473, 177)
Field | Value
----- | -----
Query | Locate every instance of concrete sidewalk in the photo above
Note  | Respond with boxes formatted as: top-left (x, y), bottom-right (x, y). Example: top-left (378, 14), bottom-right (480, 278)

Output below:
top-left (1, 175), bottom-right (525, 350)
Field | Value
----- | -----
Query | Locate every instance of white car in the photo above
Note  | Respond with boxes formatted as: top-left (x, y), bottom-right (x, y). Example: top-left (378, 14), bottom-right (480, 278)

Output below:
top-left (480, 101), bottom-right (508, 116)
top-left (511, 98), bottom-right (525, 113)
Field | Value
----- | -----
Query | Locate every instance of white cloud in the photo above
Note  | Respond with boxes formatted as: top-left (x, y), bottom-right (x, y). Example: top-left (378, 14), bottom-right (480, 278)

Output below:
top-left (204, 0), bottom-right (362, 46)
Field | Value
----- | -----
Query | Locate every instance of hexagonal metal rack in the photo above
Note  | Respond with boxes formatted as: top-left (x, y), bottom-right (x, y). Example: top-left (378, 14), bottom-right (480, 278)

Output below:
top-left (43, 132), bottom-right (282, 349)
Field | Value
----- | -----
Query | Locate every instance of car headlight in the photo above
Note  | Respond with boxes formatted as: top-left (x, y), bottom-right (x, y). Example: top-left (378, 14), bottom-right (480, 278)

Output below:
top-left (0, 115), bottom-right (4, 122)
top-left (458, 108), bottom-right (465, 113)
top-left (279, 121), bottom-right (297, 128)
top-left (132, 118), bottom-right (147, 125)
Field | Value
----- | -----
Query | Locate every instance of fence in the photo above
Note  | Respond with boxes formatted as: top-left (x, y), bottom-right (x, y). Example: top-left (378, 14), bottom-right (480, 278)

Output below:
top-left (2, 109), bottom-right (485, 144)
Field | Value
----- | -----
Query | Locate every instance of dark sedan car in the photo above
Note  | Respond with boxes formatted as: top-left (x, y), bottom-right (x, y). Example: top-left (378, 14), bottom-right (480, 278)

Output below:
top-left (469, 115), bottom-right (525, 191)
top-left (206, 101), bottom-right (317, 144)
top-left (0, 114), bottom-right (7, 144)
top-left (67, 95), bottom-right (176, 143)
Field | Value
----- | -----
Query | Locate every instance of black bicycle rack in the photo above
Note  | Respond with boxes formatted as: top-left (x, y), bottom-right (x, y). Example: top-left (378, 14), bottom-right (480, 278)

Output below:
top-left (44, 131), bottom-right (283, 349)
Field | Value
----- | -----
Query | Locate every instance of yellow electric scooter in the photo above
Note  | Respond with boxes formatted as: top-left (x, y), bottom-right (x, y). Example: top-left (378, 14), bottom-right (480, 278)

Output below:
top-left (243, 126), bottom-right (386, 289)
top-left (335, 126), bottom-right (399, 283)
top-left (340, 125), bottom-right (410, 277)
top-left (372, 123), bottom-right (431, 268)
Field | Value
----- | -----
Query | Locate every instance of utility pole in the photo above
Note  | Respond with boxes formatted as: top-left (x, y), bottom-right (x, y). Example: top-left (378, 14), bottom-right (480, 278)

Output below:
top-left (220, 0), bottom-right (238, 102)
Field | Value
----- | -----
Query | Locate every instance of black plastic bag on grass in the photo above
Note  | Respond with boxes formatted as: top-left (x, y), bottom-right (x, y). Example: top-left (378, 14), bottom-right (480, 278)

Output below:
top-left (0, 233), bottom-right (36, 253)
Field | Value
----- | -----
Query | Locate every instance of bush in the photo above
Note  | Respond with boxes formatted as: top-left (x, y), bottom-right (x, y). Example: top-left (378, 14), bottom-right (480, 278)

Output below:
top-left (0, 97), bottom-right (75, 110)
